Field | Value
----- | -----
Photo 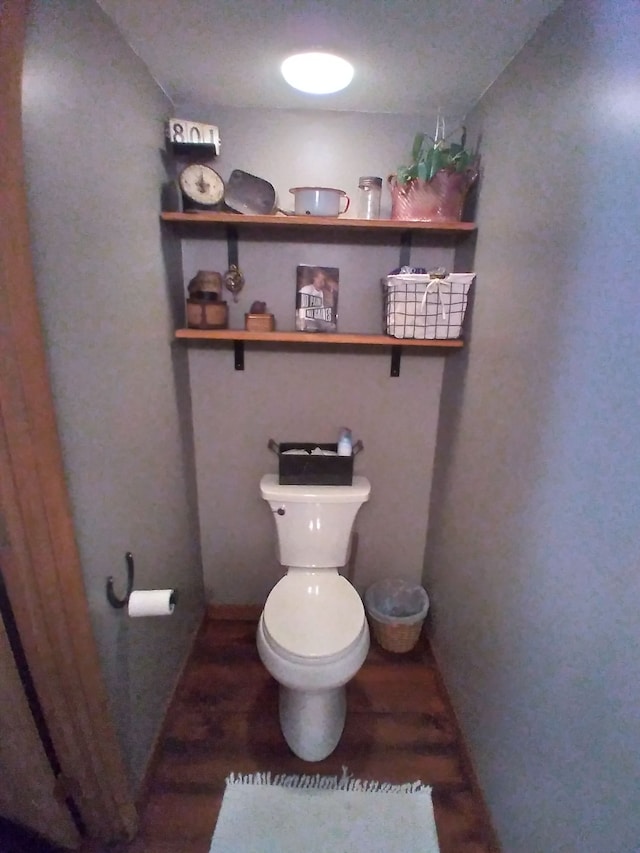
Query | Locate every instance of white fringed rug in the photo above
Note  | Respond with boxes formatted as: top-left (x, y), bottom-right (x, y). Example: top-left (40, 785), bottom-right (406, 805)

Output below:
top-left (209, 767), bottom-right (440, 853)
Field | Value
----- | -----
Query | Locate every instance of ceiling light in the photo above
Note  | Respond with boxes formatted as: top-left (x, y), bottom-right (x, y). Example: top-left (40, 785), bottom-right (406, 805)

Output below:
top-left (281, 51), bottom-right (354, 95)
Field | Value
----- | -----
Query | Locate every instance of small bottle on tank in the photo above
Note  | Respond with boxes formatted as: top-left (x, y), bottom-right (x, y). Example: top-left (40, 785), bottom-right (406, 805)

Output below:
top-left (337, 427), bottom-right (353, 456)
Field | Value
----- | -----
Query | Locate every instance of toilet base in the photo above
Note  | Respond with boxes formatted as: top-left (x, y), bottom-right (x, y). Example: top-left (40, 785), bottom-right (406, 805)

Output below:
top-left (279, 685), bottom-right (346, 761)
top-left (256, 612), bottom-right (369, 762)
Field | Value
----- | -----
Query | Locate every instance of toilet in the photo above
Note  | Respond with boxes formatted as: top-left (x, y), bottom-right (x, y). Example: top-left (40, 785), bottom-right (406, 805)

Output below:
top-left (257, 474), bottom-right (371, 761)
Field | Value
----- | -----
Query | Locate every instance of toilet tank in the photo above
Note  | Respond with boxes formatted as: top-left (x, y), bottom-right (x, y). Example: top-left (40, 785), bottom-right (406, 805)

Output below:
top-left (260, 475), bottom-right (371, 568)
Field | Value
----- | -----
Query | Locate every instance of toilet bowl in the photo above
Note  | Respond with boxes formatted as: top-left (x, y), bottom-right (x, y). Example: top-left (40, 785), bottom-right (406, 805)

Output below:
top-left (257, 474), bottom-right (370, 761)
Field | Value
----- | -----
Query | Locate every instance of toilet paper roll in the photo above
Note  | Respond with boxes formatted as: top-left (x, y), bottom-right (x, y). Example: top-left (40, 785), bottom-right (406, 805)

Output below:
top-left (127, 589), bottom-right (176, 617)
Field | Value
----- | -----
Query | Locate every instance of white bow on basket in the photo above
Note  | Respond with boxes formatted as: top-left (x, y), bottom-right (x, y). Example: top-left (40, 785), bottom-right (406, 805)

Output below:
top-left (420, 269), bottom-right (451, 320)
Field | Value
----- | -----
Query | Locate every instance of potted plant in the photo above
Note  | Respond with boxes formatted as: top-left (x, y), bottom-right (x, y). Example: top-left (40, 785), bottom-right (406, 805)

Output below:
top-left (389, 118), bottom-right (479, 222)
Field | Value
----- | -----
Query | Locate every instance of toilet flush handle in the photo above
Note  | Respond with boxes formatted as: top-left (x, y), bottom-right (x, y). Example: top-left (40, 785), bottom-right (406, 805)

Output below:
top-left (274, 507), bottom-right (285, 516)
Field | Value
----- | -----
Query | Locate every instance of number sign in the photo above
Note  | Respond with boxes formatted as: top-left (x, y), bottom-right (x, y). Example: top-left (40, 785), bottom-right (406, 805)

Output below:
top-left (167, 119), bottom-right (221, 153)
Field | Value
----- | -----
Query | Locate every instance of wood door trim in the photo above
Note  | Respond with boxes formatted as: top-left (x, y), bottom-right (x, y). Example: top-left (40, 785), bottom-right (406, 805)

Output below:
top-left (0, 0), bottom-right (137, 843)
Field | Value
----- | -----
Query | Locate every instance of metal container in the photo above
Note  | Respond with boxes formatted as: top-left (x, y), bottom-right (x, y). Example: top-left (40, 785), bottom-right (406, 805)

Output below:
top-left (357, 176), bottom-right (382, 219)
top-left (268, 438), bottom-right (363, 486)
top-left (289, 186), bottom-right (350, 217)
top-left (224, 169), bottom-right (276, 215)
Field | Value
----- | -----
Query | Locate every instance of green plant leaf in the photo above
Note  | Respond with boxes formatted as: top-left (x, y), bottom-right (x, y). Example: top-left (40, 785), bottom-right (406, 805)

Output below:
top-left (430, 147), bottom-right (445, 180)
top-left (395, 126), bottom-right (477, 184)
top-left (411, 132), bottom-right (425, 163)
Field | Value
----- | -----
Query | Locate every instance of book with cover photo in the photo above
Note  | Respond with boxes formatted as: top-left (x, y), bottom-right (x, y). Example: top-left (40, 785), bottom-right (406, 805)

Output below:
top-left (295, 265), bottom-right (339, 332)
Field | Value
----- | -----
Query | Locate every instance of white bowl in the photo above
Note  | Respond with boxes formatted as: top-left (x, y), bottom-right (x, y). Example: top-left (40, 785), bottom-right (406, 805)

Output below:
top-left (289, 186), bottom-right (350, 216)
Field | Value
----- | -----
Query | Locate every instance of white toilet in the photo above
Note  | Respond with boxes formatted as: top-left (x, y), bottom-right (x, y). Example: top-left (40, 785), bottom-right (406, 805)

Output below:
top-left (257, 474), bottom-right (371, 761)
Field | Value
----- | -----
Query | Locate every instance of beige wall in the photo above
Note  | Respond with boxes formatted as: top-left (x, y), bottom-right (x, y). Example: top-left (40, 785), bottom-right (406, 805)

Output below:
top-left (177, 107), bottom-right (470, 602)
top-left (426, 1), bottom-right (640, 850)
top-left (22, 0), bottom-right (204, 787)
top-left (191, 345), bottom-right (445, 603)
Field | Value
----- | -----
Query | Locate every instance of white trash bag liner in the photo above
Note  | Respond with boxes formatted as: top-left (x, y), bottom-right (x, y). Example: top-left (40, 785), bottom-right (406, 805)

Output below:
top-left (365, 579), bottom-right (429, 625)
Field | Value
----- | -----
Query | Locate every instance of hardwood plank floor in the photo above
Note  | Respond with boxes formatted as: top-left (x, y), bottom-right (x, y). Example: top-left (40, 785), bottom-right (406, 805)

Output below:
top-left (119, 617), bottom-right (500, 852)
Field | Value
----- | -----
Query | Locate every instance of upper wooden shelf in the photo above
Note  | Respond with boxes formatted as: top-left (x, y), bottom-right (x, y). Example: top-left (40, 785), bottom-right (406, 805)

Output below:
top-left (161, 211), bottom-right (476, 234)
top-left (175, 328), bottom-right (463, 348)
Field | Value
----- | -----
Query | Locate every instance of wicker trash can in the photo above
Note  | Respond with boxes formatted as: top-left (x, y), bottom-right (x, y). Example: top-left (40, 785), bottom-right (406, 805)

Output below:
top-left (365, 579), bottom-right (430, 653)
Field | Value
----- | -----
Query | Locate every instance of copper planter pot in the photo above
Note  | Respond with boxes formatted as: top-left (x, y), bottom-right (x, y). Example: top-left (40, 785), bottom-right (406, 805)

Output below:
top-left (388, 169), bottom-right (477, 222)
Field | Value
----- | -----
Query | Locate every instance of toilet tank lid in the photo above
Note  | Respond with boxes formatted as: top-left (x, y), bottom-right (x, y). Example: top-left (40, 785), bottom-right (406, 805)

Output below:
top-left (260, 474), bottom-right (370, 503)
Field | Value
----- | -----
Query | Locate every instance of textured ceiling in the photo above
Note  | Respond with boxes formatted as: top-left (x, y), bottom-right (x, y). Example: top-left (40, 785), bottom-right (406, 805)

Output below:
top-left (97, 0), bottom-right (561, 121)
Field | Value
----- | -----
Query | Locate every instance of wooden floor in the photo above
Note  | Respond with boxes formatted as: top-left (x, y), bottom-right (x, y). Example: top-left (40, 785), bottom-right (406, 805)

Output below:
top-left (121, 617), bottom-right (499, 853)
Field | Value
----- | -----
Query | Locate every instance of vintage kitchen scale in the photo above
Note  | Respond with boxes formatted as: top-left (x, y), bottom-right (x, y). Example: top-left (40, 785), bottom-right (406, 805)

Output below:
top-left (165, 117), bottom-right (224, 213)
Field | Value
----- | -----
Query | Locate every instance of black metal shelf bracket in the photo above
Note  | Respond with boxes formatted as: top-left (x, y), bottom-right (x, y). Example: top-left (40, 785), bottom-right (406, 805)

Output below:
top-left (106, 551), bottom-right (135, 609)
top-left (390, 345), bottom-right (402, 377)
top-left (226, 225), bottom-right (239, 269)
top-left (399, 230), bottom-right (412, 268)
top-left (234, 339), bottom-right (245, 370)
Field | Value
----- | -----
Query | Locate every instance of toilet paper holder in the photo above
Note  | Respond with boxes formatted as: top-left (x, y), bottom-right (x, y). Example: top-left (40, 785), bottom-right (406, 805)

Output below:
top-left (106, 551), bottom-right (135, 609)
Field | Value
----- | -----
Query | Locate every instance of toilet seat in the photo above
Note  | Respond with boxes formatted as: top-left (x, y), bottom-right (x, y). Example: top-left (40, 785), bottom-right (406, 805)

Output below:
top-left (263, 572), bottom-right (365, 660)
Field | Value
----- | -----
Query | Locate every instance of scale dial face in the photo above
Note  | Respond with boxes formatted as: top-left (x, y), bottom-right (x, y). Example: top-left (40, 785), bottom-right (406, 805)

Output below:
top-left (179, 163), bottom-right (224, 206)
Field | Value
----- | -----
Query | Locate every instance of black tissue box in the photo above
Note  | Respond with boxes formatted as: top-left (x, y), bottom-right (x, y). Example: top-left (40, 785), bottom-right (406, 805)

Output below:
top-left (273, 442), bottom-right (354, 486)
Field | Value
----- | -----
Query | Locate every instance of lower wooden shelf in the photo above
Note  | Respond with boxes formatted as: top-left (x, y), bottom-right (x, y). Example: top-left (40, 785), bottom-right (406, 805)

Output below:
top-left (174, 328), bottom-right (463, 376)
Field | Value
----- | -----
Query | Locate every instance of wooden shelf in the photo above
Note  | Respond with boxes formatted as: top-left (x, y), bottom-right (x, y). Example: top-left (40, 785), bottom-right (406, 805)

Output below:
top-left (161, 211), bottom-right (476, 234)
top-left (167, 213), bottom-right (472, 375)
top-left (175, 329), bottom-right (463, 376)
top-left (175, 328), bottom-right (463, 348)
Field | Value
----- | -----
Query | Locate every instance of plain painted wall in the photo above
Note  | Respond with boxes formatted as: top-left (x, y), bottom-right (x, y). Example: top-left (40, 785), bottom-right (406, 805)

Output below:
top-left (176, 106), bottom-right (472, 603)
top-left (22, 0), bottom-right (204, 787)
top-left (426, 1), bottom-right (640, 850)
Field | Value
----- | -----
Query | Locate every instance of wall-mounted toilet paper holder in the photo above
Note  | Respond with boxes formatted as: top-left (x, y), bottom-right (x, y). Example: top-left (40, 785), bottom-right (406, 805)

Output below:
top-left (106, 551), bottom-right (135, 609)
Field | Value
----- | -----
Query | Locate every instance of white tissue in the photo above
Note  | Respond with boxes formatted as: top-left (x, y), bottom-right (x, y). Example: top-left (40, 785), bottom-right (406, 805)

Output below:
top-left (127, 589), bottom-right (175, 617)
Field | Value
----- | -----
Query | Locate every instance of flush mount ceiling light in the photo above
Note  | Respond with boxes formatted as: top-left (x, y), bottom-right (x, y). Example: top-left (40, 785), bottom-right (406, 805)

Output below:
top-left (281, 51), bottom-right (354, 95)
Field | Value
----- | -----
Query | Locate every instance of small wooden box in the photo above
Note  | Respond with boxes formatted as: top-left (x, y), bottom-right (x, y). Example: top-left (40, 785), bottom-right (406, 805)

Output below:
top-left (244, 312), bottom-right (275, 332)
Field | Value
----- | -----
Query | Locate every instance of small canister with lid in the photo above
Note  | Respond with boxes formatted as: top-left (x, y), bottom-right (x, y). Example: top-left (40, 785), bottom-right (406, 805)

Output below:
top-left (357, 176), bottom-right (382, 220)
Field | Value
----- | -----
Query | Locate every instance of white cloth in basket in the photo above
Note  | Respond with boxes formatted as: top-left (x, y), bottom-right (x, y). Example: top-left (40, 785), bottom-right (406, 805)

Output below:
top-left (384, 271), bottom-right (475, 339)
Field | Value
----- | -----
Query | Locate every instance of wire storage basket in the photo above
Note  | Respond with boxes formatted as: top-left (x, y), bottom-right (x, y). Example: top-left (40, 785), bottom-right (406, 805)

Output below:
top-left (383, 268), bottom-right (475, 339)
top-left (365, 579), bottom-right (430, 653)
